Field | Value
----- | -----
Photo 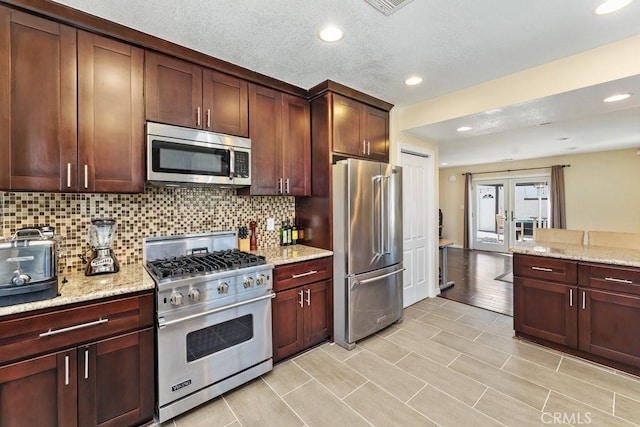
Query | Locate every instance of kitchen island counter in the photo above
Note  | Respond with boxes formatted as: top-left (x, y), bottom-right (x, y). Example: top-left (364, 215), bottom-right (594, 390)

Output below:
top-left (0, 264), bottom-right (154, 317)
top-left (511, 241), bottom-right (640, 268)
top-left (252, 244), bottom-right (333, 266)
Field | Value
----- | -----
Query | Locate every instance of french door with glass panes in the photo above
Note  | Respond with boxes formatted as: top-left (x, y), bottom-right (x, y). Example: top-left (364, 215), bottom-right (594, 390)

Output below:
top-left (473, 176), bottom-right (550, 252)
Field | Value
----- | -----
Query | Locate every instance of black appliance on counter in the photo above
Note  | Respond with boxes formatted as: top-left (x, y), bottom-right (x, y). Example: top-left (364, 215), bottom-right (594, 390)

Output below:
top-left (0, 227), bottom-right (60, 307)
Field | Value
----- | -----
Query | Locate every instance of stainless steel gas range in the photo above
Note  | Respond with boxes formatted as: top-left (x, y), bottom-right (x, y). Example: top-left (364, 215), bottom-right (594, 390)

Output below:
top-left (143, 232), bottom-right (274, 423)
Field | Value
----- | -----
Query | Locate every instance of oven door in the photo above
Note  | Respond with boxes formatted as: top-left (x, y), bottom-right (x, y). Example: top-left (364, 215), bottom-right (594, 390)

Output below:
top-left (156, 292), bottom-right (274, 407)
top-left (148, 138), bottom-right (232, 185)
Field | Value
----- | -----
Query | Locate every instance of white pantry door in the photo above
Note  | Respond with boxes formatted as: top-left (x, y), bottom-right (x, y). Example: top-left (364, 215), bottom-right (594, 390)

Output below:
top-left (400, 148), bottom-right (433, 307)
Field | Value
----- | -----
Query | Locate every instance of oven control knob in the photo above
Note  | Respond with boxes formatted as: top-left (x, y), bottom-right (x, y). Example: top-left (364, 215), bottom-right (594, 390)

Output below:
top-left (169, 292), bottom-right (183, 306)
top-left (243, 277), bottom-right (254, 288)
top-left (217, 283), bottom-right (229, 294)
top-left (188, 288), bottom-right (201, 302)
top-left (256, 274), bottom-right (266, 286)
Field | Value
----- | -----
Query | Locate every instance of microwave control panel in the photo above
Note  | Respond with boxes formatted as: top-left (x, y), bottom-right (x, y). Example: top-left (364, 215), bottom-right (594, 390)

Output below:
top-left (235, 152), bottom-right (249, 178)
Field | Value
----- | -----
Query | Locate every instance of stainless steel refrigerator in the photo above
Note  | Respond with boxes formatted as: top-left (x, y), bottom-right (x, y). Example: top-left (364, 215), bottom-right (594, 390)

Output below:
top-left (333, 158), bottom-right (404, 350)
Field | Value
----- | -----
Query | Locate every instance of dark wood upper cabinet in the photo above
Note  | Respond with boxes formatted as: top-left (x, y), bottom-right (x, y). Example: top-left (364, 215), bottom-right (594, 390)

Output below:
top-left (240, 84), bottom-right (310, 196)
top-left (0, 7), bottom-right (77, 191)
top-left (331, 93), bottom-right (389, 162)
top-left (203, 69), bottom-right (249, 137)
top-left (145, 51), bottom-right (249, 137)
top-left (78, 31), bottom-right (144, 193)
top-left (0, 7), bottom-right (144, 193)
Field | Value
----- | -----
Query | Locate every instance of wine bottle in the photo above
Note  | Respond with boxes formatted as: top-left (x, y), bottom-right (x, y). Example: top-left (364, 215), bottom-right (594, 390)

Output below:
top-left (291, 218), bottom-right (298, 245)
top-left (286, 219), bottom-right (292, 245)
top-left (279, 220), bottom-right (286, 246)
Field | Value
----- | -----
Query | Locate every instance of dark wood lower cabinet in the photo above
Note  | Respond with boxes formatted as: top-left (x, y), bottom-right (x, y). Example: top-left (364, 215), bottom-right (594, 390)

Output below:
top-left (578, 289), bottom-right (640, 367)
top-left (272, 280), bottom-right (331, 362)
top-left (78, 328), bottom-right (154, 427)
top-left (0, 349), bottom-right (77, 427)
top-left (514, 277), bottom-right (577, 347)
top-left (514, 253), bottom-right (640, 376)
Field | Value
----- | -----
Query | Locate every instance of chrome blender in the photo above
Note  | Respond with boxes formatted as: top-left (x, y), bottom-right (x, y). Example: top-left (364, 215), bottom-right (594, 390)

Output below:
top-left (85, 218), bottom-right (120, 276)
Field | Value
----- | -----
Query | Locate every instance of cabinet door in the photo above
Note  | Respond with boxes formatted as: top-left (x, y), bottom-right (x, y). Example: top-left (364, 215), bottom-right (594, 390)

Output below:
top-left (304, 280), bottom-right (331, 347)
top-left (332, 94), bottom-right (364, 158)
top-left (281, 94), bottom-right (310, 196)
top-left (579, 289), bottom-right (640, 367)
top-left (514, 277), bottom-right (577, 347)
top-left (203, 69), bottom-right (248, 137)
top-left (272, 287), bottom-right (304, 361)
top-left (144, 51), bottom-right (202, 128)
top-left (78, 31), bottom-right (144, 193)
top-left (0, 349), bottom-right (77, 427)
top-left (246, 84), bottom-right (282, 195)
top-left (77, 328), bottom-right (154, 427)
top-left (365, 106), bottom-right (389, 162)
top-left (0, 8), bottom-right (77, 191)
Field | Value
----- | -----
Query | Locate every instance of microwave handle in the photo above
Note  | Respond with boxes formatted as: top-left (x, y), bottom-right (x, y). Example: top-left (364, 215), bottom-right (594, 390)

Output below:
top-left (229, 148), bottom-right (235, 179)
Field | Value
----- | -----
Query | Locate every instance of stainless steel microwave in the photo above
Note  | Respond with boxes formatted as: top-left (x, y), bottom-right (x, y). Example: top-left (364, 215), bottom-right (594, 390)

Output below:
top-left (146, 122), bottom-right (251, 187)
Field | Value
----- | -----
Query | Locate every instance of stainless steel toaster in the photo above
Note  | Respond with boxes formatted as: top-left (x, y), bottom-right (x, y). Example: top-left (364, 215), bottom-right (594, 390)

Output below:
top-left (0, 228), bottom-right (59, 307)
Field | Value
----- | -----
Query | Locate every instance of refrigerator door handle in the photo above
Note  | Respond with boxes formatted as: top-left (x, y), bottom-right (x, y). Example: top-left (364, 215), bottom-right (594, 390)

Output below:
top-left (352, 268), bottom-right (406, 288)
top-left (372, 174), bottom-right (383, 257)
top-left (380, 175), bottom-right (386, 255)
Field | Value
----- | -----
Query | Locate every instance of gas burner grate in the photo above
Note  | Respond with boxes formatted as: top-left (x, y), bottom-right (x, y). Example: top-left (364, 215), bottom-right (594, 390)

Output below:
top-left (147, 249), bottom-right (266, 280)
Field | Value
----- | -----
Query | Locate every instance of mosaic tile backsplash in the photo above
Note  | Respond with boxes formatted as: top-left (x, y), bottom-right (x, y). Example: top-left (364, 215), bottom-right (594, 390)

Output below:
top-left (0, 186), bottom-right (294, 274)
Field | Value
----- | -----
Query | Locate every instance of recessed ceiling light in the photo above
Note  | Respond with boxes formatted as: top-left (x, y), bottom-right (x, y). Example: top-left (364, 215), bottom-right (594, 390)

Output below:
top-left (603, 93), bottom-right (631, 102)
top-left (595, 0), bottom-right (633, 15)
top-left (457, 126), bottom-right (472, 132)
top-left (404, 76), bottom-right (423, 86)
top-left (319, 26), bottom-right (343, 42)
top-left (441, 162), bottom-right (448, 166)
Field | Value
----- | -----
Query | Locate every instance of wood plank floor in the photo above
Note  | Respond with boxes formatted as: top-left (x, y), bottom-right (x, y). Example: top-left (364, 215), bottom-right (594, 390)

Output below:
top-left (439, 248), bottom-right (514, 316)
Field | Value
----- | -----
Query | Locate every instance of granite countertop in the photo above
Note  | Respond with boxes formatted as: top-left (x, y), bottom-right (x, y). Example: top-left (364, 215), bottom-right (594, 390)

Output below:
top-left (511, 242), bottom-right (640, 268)
top-left (251, 244), bottom-right (333, 266)
top-left (0, 245), bottom-right (332, 318)
top-left (0, 264), bottom-right (155, 318)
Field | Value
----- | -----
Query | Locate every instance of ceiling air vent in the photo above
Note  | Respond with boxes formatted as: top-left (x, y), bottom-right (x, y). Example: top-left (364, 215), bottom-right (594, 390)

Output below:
top-left (365, 0), bottom-right (415, 15)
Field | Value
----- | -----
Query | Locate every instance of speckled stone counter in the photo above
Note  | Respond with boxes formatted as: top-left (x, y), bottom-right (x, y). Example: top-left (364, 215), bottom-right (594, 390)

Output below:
top-left (0, 264), bottom-right (154, 317)
top-left (511, 241), bottom-right (640, 268)
top-left (251, 245), bottom-right (332, 266)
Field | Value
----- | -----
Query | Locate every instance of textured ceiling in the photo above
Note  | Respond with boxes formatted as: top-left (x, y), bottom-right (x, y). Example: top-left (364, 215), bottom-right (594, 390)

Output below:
top-left (49, 0), bottom-right (640, 166)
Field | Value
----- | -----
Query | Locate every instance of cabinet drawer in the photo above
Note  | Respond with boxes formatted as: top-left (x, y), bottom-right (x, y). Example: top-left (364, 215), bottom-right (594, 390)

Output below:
top-left (274, 257), bottom-right (332, 292)
top-left (0, 293), bottom-right (153, 365)
top-left (513, 254), bottom-right (577, 284)
top-left (579, 263), bottom-right (640, 296)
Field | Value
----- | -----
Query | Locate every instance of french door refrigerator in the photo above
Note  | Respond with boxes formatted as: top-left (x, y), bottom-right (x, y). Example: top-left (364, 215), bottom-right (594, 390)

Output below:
top-left (333, 158), bottom-right (404, 349)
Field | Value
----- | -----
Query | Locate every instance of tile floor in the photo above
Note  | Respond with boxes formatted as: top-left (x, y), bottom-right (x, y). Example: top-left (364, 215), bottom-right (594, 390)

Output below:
top-left (161, 298), bottom-right (640, 427)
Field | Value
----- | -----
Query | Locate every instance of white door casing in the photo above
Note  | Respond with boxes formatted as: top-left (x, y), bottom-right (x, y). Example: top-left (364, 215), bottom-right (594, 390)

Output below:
top-left (400, 147), bottom-right (436, 306)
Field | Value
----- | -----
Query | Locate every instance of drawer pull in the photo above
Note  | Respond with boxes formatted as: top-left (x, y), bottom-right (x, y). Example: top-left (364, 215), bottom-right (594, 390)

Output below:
top-left (292, 270), bottom-right (318, 279)
top-left (39, 317), bottom-right (108, 338)
top-left (531, 266), bottom-right (553, 272)
top-left (604, 277), bottom-right (633, 284)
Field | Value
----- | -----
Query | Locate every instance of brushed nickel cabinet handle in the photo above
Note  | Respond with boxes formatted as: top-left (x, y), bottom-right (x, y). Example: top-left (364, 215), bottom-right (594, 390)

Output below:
top-left (306, 288), bottom-right (311, 306)
top-left (197, 107), bottom-right (201, 126)
top-left (64, 355), bottom-right (70, 385)
top-left (292, 270), bottom-right (318, 279)
top-left (67, 163), bottom-right (71, 188)
top-left (298, 290), bottom-right (304, 308)
top-left (40, 317), bottom-right (108, 337)
top-left (285, 178), bottom-right (290, 194)
top-left (84, 164), bottom-right (88, 189)
top-left (569, 289), bottom-right (573, 307)
top-left (362, 140), bottom-right (367, 154)
top-left (582, 291), bottom-right (586, 310)
top-left (84, 349), bottom-right (89, 379)
top-left (207, 109), bottom-right (211, 128)
top-left (604, 277), bottom-right (633, 284)
top-left (531, 266), bottom-right (553, 272)
top-left (367, 141), bottom-right (371, 155)
top-left (278, 178), bottom-right (283, 194)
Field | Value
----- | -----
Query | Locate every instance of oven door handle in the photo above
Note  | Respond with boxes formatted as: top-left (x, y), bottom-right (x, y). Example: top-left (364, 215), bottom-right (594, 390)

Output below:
top-left (157, 292), bottom-right (275, 328)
